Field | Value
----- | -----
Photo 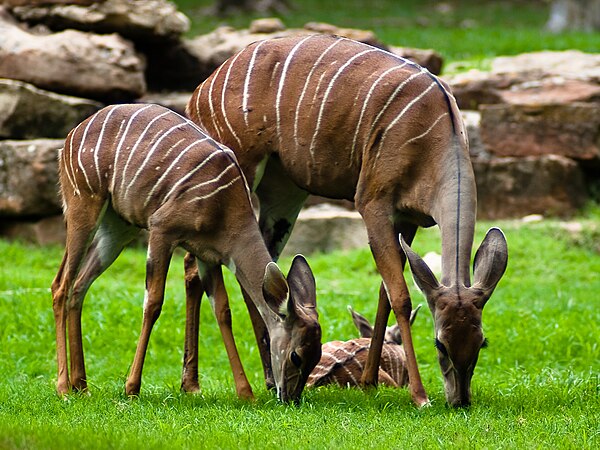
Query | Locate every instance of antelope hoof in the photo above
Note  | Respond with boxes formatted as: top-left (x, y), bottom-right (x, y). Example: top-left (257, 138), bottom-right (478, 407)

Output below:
top-left (70, 379), bottom-right (88, 393)
top-left (413, 394), bottom-right (430, 408)
top-left (125, 380), bottom-right (141, 397)
top-left (265, 378), bottom-right (276, 392)
top-left (236, 386), bottom-right (255, 401)
top-left (181, 381), bottom-right (201, 394)
top-left (56, 381), bottom-right (71, 397)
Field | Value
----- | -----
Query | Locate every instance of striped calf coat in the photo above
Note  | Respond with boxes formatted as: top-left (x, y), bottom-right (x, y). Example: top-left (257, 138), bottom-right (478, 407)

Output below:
top-left (307, 306), bottom-right (421, 388)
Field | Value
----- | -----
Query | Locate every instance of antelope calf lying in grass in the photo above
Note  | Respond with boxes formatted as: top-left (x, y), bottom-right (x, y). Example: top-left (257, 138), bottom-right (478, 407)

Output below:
top-left (51, 103), bottom-right (321, 402)
top-left (308, 306), bottom-right (421, 388)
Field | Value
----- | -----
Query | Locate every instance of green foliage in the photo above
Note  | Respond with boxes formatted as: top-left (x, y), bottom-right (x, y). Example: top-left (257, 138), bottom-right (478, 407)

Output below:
top-left (172, 0), bottom-right (600, 68)
top-left (1, 212), bottom-right (599, 448)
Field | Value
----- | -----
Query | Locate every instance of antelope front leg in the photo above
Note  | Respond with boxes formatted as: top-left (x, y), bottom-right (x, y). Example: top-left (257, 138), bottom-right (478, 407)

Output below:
top-left (362, 223), bottom-right (417, 387)
top-left (360, 203), bottom-right (428, 407)
top-left (125, 234), bottom-right (173, 396)
top-left (360, 282), bottom-right (391, 387)
top-left (208, 266), bottom-right (254, 400)
top-left (182, 252), bottom-right (202, 393)
top-left (241, 288), bottom-right (275, 390)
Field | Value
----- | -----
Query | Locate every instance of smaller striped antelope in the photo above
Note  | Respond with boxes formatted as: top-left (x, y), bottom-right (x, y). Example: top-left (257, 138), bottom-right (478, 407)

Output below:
top-left (308, 305), bottom-right (421, 388)
top-left (51, 103), bottom-right (321, 401)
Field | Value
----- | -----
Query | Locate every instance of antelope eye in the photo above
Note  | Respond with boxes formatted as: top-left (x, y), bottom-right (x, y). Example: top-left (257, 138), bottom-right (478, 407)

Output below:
top-left (290, 350), bottom-right (302, 368)
top-left (434, 338), bottom-right (448, 356)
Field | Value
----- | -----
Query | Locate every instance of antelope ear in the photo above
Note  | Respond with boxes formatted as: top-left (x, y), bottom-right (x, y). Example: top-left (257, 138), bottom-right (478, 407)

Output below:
top-left (409, 304), bottom-right (422, 326)
top-left (263, 262), bottom-right (289, 317)
top-left (348, 306), bottom-right (373, 338)
top-left (286, 254), bottom-right (318, 319)
top-left (472, 227), bottom-right (508, 308)
top-left (400, 235), bottom-right (441, 308)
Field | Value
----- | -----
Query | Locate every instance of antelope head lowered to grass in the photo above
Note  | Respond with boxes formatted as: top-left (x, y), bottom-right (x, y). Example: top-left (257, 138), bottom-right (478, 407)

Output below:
top-left (307, 306), bottom-right (421, 388)
top-left (51, 103), bottom-right (321, 402)
top-left (186, 34), bottom-right (509, 407)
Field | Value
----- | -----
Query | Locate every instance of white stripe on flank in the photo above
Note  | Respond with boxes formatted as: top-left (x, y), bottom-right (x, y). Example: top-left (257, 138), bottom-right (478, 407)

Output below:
top-left (124, 121), bottom-right (187, 197)
top-left (187, 175), bottom-right (241, 203)
top-left (93, 105), bottom-right (123, 188)
top-left (243, 40), bottom-right (267, 127)
top-left (365, 70), bottom-right (425, 152)
top-left (293, 37), bottom-right (343, 150)
top-left (382, 346), bottom-right (394, 380)
top-left (194, 82), bottom-right (207, 130)
top-left (309, 49), bottom-right (377, 158)
top-left (350, 64), bottom-right (407, 164)
top-left (340, 364), bottom-right (359, 385)
top-left (111, 104), bottom-right (154, 193)
top-left (208, 63), bottom-right (226, 141)
top-left (276, 35), bottom-right (314, 146)
top-left (162, 151), bottom-right (223, 203)
top-left (186, 162), bottom-right (237, 193)
top-left (374, 81), bottom-right (437, 162)
top-left (399, 112), bottom-right (449, 151)
top-left (119, 110), bottom-right (171, 194)
top-left (163, 137), bottom-right (186, 161)
top-left (77, 111), bottom-right (101, 193)
top-left (321, 351), bottom-right (345, 364)
top-left (221, 50), bottom-right (245, 148)
top-left (144, 138), bottom-right (208, 208)
top-left (65, 121), bottom-right (84, 195)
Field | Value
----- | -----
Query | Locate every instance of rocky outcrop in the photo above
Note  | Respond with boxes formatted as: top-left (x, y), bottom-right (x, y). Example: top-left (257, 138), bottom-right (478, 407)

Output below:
top-left (148, 19), bottom-right (444, 90)
top-left (0, 7), bottom-right (146, 101)
top-left (0, 139), bottom-right (64, 217)
top-left (445, 50), bottom-right (600, 110)
top-left (472, 155), bottom-right (587, 219)
top-left (9, 0), bottom-right (190, 43)
top-left (282, 204), bottom-right (368, 257)
top-left (0, 78), bottom-right (102, 139)
top-left (480, 102), bottom-right (600, 161)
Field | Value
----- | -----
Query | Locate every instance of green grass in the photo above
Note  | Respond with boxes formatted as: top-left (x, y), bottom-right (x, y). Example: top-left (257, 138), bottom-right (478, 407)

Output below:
top-left (1, 211), bottom-right (599, 448)
top-left (173, 0), bottom-right (600, 70)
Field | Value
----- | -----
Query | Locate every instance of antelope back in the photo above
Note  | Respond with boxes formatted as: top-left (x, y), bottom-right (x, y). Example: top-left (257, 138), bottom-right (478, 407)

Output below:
top-left (60, 104), bottom-right (253, 243)
top-left (187, 35), bottom-right (463, 201)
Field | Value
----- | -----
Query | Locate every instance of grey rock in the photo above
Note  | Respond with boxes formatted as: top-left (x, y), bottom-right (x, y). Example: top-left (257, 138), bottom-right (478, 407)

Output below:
top-left (0, 7), bottom-right (146, 101)
top-left (0, 139), bottom-right (63, 217)
top-left (0, 78), bottom-right (102, 139)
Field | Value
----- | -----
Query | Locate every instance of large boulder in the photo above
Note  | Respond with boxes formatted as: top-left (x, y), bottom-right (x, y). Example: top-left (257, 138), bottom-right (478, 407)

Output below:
top-left (0, 215), bottom-right (65, 245)
top-left (0, 7), bottom-right (146, 101)
top-left (480, 102), bottom-right (600, 161)
top-left (0, 78), bottom-right (102, 139)
top-left (445, 50), bottom-right (600, 110)
top-left (282, 204), bottom-right (368, 257)
top-left (472, 155), bottom-right (587, 219)
top-left (0, 139), bottom-right (63, 217)
top-left (491, 50), bottom-right (600, 80)
top-left (148, 19), bottom-right (443, 91)
top-left (9, 0), bottom-right (190, 43)
top-left (3, 1), bottom-right (96, 6)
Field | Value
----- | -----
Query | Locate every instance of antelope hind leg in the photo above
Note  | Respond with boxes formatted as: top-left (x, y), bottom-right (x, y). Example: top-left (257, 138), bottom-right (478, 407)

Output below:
top-left (68, 206), bottom-right (139, 391)
top-left (51, 198), bottom-right (108, 395)
top-left (182, 252), bottom-right (202, 393)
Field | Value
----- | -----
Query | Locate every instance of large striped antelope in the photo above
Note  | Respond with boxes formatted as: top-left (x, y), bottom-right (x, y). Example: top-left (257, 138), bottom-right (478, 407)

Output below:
top-left (186, 34), bottom-right (509, 407)
top-left (51, 103), bottom-right (321, 401)
top-left (307, 305), bottom-right (421, 388)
